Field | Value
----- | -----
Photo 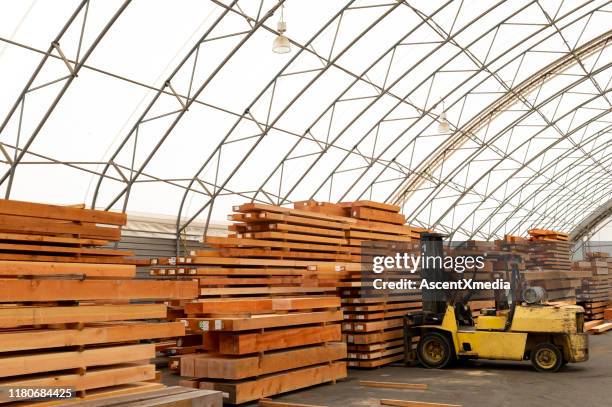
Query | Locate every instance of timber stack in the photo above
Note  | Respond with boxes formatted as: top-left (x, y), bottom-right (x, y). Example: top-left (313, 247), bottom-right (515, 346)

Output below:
top-left (153, 202), bottom-right (351, 404)
top-left (295, 200), bottom-right (426, 368)
top-left (575, 252), bottom-right (611, 321)
top-left (498, 231), bottom-right (579, 303)
top-left (0, 199), bottom-right (199, 405)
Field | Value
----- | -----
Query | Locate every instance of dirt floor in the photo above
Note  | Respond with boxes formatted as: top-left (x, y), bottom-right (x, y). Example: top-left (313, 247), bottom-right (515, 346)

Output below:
top-left (163, 333), bottom-right (611, 407)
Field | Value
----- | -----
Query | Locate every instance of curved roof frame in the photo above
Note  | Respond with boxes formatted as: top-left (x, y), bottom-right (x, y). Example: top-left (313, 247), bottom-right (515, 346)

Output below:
top-left (177, 0), bottom-right (610, 238)
top-left (175, 0), bottom-right (405, 233)
top-left (424, 62), bottom-right (612, 238)
top-left (0, 0), bottom-right (131, 196)
top-left (92, 0), bottom-right (284, 211)
top-left (518, 155), bottom-right (612, 233)
top-left (298, 1), bottom-right (608, 206)
top-left (474, 121), bottom-right (612, 239)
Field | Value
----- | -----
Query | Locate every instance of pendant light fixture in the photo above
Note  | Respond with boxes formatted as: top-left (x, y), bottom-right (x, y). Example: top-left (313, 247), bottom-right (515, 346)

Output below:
top-left (438, 102), bottom-right (450, 133)
top-left (272, 4), bottom-right (290, 54)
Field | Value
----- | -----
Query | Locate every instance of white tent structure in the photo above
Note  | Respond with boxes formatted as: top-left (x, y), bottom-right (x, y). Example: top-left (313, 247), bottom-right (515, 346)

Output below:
top-left (0, 0), bottom-right (610, 247)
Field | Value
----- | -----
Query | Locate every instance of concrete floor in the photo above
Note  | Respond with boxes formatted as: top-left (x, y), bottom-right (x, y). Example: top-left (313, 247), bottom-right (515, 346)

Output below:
top-left (247, 333), bottom-right (612, 407)
top-left (163, 333), bottom-right (611, 406)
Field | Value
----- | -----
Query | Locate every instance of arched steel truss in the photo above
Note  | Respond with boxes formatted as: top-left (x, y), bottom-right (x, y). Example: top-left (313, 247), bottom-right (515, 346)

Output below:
top-left (0, 0), bottom-right (610, 250)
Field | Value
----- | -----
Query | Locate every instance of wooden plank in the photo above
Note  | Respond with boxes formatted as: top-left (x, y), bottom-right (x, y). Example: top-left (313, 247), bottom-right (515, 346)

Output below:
top-left (0, 279), bottom-right (198, 301)
top-left (0, 199), bottom-right (126, 225)
top-left (359, 381), bottom-right (428, 390)
top-left (60, 387), bottom-right (221, 407)
top-left (0, 322), bottom-right (184, 353)
top-left (0, 303), bottom-right (166, 327)
top-left (234, 203), bottom-right (355, 224)
top-left (259, 399), bottom-right (328, 407)
top-left (21, 383), bottom-right (167, 406)
top-left (0, 214), bottom-right (121, 240)
top-left (0, 343), bottom-right (154, 377)
top-left (0, 260), bottom-right (135, 278)
top-left (343, 200), bottom-right (401, 213)
top-left (217, 324), bottom-right (342, 355)
top-left (589, 322), bottom-right (612, 333)
top-left (0, 252), bottom-right (146, 264)
top-left (184, 296), bottom-right (340, 315)
top-left (184, 342), bottom-right (346, 379)
top-left (243, 231), bottom-right (348, 245)
top-left (351, 207), bottom-right (405, 225)
top-left (185, 310), bottom-right (343, 332)
top-left (200, 287), bottom-right (333, 296)
top-left (199, 361), bottom-right (347, 404)
top-left (0, 364), bottom-right (155, 403)
top-left (0, 242), bottom-right (132, 256)
top-left (0, 232), bottom-right (108, 246)
top-left (206, 236), bottom-right (355, 253)
top-left (380, 399), bottom-right (461, 407)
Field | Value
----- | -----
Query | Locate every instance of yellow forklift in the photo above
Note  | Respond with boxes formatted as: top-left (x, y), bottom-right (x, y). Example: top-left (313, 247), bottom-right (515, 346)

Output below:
top-left (404, 234), bottom-right (588, 372)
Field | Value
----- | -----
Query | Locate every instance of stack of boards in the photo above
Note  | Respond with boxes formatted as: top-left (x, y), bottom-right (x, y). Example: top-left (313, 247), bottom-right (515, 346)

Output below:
top-left (574, 252), bottom-right (611, 321)
top-left (0, 199), bottom-right (198, 405)
top-left (295, 201), bottom-right (425, 368)
top-left (499, 231), bottom-right (580, 303)
top-left (151, 202), bottom-right (359, 404)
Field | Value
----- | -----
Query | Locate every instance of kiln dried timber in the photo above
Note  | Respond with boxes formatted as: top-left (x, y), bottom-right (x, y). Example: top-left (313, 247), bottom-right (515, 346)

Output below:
top-left (198, 361), bottom-right (346, 404)
top-left (214, 324), bottom-right (342, 355)
top-left (0, 322), bottom-right (184, 352)
top-left (0, 279), bottom-right (198, 301)
top-left (0, 343), bottom-right (154, 377)
top-left (64, 386), bottom-right (223, 407)
top-left (0, 364), bottom-right (156, 403)
top-left (184, 296), bottom-right (340, 314)
top-left (0, 199), bottom-right (126, 225)
top-left (0, 214), bottom-right (121, 240)
top-left (185, 310), bottom-right (343, 332)
top-left (0, 260), bottom-right (135, 278)
top-left (183, 343), bottom-right (347, 379)
top-left (0, 232), bottom-right (108, 246)
top-left (0, 303), bottom-right (166, 327)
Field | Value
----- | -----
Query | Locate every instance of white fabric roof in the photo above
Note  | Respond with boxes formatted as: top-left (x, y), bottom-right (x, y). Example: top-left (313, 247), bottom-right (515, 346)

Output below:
top-left (0, 0), bottom-right (610, 240)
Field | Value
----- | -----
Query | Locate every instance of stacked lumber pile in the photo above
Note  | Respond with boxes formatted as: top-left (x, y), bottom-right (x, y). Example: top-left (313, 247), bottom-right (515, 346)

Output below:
top-left (151, 202), bottom-right (353, 404)
top-left (575, 252), bottom-right (610, 321)
top-left (498, 231), bottom-right (580, 303)
top-left (296, 200), bottom-right (426, 368)
top-left (0, 199), bottom-right (198, 405)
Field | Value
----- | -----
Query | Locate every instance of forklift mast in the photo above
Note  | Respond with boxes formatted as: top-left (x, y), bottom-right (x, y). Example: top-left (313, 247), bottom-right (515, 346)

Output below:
top-left (420, 232), bottom-right (448, 316)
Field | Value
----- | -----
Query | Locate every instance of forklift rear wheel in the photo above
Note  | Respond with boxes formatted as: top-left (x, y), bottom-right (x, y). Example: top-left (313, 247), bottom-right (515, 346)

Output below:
top-left (417, 332), bottom-right (453, 369)
top-left (531, 343), bottom-right (562, 372)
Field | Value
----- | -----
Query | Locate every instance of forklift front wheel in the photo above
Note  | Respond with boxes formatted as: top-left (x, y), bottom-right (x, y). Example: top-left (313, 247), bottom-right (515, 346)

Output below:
top-left (531, 343), bottom-right (562, 372)
top-left (417, 332), bottom-right (453, 369)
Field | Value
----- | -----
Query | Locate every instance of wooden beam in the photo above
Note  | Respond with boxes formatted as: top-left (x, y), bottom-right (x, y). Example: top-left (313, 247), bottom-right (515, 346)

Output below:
top-left (0, 242), bottom-right (132, 256)
top-left (360, 381), bottom-right (428, 390)
top-left (217, 325), bottom-right (341, 355)
top-left (0, 232), bottom-right (108, 246)
top-left (0, 279), bottom-right (198, 301)
top-left (199, 361), bottom-right (346, 404)
top-left (0, 303), bottom-right (167, 328)
top-left (0, 343), bottom-right (154, 377)
top-left (0, 364), bottom-right (156, 403)
top-left (0, 322), bottom-right (184, 352)
top-left (184, 342), bottom-right (346, 379)
top-left (0, 260), bottom-right (135, 278)
top-left (184, 296), bottom-right (340, 315)
top-left (0, 214), bottom-right (121, 240)
top-left (185, 310), bottom-right (343, 332)
top-left (0, 199), bottom-right (126, 225)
